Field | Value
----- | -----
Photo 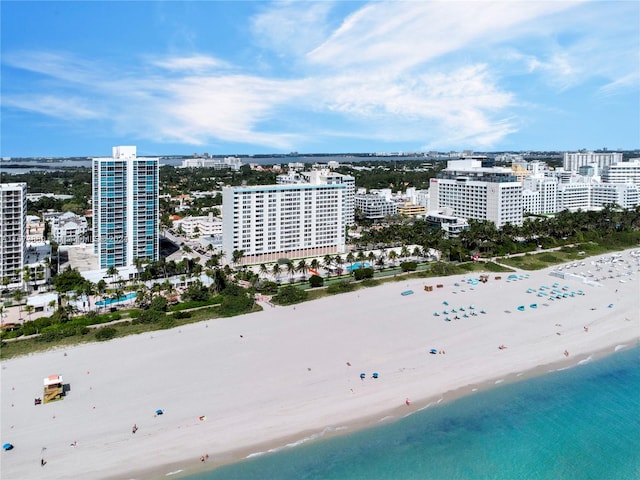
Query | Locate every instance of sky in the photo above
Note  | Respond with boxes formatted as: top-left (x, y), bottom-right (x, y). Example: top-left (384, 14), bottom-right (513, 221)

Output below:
top-left (1, 1), bottom-right (639, 157)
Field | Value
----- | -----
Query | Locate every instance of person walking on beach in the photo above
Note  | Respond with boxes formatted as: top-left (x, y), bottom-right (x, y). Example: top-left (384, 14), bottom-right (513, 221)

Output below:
top-left (132, 424), bottom-right (138, 434)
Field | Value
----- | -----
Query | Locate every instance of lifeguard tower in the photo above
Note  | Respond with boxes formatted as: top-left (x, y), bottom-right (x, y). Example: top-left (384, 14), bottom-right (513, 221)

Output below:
top-left (43, 374), bottom-right (65, 404)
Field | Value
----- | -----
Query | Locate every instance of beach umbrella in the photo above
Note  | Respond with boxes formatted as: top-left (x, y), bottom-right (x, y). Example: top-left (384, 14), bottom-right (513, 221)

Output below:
top-left (372, 372), bottom-right (379, 379)
top-left (360, 373), bottom-right (366, 379)
top-left (155, 409), bottom-right (164, 415)
top-left (3, 443), bottom-right (13, 451)
top-left (429, 349), bottom-right (438, 354)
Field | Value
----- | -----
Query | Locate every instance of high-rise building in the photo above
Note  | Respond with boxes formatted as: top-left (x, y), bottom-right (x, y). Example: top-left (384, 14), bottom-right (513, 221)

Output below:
top-left (563, 151), bottom-right (623, 172)
top-left (222, 183), bottom-right (346, 265)
top-left (0, 183), bottom-right (27, 286)
top-left (428, 160), bottom-right (523, 227)
top-left (277, 167), bottom-right (356, 226)
top-left (92, 146), bottom-right (159, 270)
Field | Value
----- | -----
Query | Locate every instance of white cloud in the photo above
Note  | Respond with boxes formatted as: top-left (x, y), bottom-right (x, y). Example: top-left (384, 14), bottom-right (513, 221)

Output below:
top-left (150, 55), bottom-right (228, 72)
top-left (2, 94), bottom-right (102, 119)
top-left (2, 1), bottom-right (637, 152)
top-left (250, 1), bottom-right (335, 57)
top-left (306, 1), bottom-right (577, 70)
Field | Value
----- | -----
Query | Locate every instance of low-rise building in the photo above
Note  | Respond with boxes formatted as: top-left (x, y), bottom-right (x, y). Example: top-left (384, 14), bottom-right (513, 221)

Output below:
top-left (425, 209), bottom-right (469, 237)
top-left (51, 211), bottom-right (89, 245)
top-left (354, 193), bottom-right (398, 220)
top-left (173, 213), bottom-right (223, 238)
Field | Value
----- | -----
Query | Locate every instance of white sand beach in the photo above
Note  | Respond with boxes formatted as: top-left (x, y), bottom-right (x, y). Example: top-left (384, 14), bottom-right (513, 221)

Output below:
top-left (1, 249), bottom-right (639, 479)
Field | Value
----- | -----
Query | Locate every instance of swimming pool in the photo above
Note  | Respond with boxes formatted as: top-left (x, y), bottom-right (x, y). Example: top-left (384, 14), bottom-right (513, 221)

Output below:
top-left (96, 292), bottom-right (137, 307)
top-left (347, 261), bottom-right (371, 272)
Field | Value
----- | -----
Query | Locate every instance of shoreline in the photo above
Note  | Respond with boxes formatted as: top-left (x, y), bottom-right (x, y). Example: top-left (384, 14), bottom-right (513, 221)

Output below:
top-left (2, 248), bottom-right (638, 480)
top-left (133, 341), bottom-right (639, 480)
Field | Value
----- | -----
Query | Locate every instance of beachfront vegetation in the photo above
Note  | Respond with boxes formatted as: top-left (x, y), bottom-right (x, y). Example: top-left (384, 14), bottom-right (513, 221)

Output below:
top-left (309, 275), bottom-right (324, 288)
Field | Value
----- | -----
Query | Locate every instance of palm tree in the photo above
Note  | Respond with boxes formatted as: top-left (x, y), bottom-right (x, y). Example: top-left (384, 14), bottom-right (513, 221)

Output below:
top-left (24, 304), bottom-right (34, 322)
top-left (322, 255), bottom-right (333, 275)
top-left (271, 263), bottom-right (282, 283)
top-left (310, 259), bottom-right (320, 276)
top-left (106, 265), bottom-right (119, 286)
top-left (334, 254), bottom-right (344, 275)
top-left (388, 249), bottom-right (398, 266)
top-left (132, 257), bottom-right (145, 279)
top-left (232, 249), bottom-right (245, 268)
top-left (400, 245), bottom-right (410, 260)
top-left (259, 263), bottom-right (269, 280)
top-left (346, 252), bottom-right (355, 270)
top-left (284, 261), bottom-right (296, 283)
top-left (296, 259), bottom-right (309, 281)
top-left (135, 284), bottom-right (150, 309)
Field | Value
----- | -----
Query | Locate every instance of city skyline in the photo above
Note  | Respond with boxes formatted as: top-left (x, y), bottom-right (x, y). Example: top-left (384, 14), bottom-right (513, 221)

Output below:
top-left (1, 1), bottom-right (639, 158)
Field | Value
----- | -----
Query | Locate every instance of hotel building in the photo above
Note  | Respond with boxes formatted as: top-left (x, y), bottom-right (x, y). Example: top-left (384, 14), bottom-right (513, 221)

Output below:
top-left (92, 146), bottom-right (159, 270)
top-left (0, 182), bottom-right (27, 286)
top-left (601, 160), bottom-right (640, 185)
top-left (428, 160), bottom-right (523, 227)
top-left (222, 183), bottom-right (346, 265)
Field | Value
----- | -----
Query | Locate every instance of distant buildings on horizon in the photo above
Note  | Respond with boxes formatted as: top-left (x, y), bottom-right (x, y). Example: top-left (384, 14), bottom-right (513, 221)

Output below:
top-left (2, 148), bottom-right (640, 288)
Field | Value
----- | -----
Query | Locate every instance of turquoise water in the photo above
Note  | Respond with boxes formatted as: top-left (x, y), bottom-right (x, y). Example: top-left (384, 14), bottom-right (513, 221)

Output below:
top-left (95, 292), bottom-right (136, 306)
top-left (180, 346), bottom-right (640, 480)
top-left (347, 262), bottom-right (371, 272)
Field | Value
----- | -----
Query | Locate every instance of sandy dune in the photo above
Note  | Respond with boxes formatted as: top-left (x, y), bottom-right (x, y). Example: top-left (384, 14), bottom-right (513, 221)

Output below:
top-left (1, 249), bottom-right (638, 479)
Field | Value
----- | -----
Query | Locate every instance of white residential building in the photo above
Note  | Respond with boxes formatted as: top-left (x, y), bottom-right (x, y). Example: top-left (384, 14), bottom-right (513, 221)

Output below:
top-left (0, 182), bottom-right (27, 286)
top-left (173, 213), bottom-right (223, 238)
top-left (563, 151), bottom-right (623, 172)
top-left (591, 183), bottom-right (640, 209)
top-left (51, 211), bottom-right (89, 245)
top-left (557, 183), bottom-right (591, 211)
top-left (354, 193), bottom-right (398, 219)
top-left (222, 183), bottom-right (346, 265)
top-left (601, 160), bottom-right (640, 185)
top-left (522, 176), bottom-right (558, 214)
top-left (92, 146), bottom-right (159, 270)
top-left (277, 167), bottom-right (356, 226)
top-left (180, 156), bottom-right (243, 170)
top-left (425, 209), bottom-right (469, 237)
top-left (428, 160), bottom-right (523, 227)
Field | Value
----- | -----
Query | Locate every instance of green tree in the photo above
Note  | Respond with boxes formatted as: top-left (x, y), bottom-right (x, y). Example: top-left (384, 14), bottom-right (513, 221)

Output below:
top-left (296, 259), bottom-right (309, 280)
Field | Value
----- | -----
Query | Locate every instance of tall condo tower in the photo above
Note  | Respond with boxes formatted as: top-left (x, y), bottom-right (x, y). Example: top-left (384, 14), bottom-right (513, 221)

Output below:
top-left (0, 182), bottom-right (27, 286)
top-left (92, 146), bottom-right (159, 269)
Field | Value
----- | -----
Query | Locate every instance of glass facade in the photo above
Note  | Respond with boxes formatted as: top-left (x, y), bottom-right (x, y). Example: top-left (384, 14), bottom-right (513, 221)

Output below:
top-left (93, 150), bottom-right (158, 269)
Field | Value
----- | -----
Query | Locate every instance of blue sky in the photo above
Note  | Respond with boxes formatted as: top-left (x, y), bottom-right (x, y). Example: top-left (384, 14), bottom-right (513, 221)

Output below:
top-left (1, 1), bottom-right (638, 157)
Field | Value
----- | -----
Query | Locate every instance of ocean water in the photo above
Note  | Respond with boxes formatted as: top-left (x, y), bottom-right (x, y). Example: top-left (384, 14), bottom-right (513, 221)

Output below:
top-left (180, 346), bottom-right (640, 480)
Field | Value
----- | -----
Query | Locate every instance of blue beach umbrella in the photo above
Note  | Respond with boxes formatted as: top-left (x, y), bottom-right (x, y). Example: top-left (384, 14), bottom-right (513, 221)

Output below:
top-left (155, 409), bottom-right (164, 415)
top-left (3, 443), bottom-right (14, 451)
